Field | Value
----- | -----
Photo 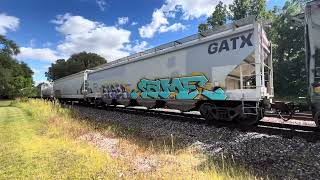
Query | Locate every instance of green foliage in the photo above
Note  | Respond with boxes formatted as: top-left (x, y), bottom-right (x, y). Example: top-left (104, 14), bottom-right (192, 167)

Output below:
top-left (229, 0), bottom-right (271, 20)
top-left (199, 1), bottom-right (228, 32)
top-left (198, 1), bottom-right (228, 32)
top-left (199, 0), bottom-right (269, 33)
top-left (198, 23), bottom-right (209, 33)
top-left (248, 0), bottom-right (267, 19)
top-left (269, 0), bottom-right (308, 97)
top-left (0, 37), bottom-right (35, 99)
top-left (45, 59), bottom-right (69, 81)
top-left (229, 0), bottom-right (250, 20)
top-left (0, 35), bottom-right (20, 56)
top-left (46, 51), bottom-right (107, 81)
top-left (207, 1), bottom-right (228, 27)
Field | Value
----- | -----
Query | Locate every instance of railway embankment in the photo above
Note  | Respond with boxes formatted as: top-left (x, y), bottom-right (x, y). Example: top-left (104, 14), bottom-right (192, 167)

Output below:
top-left (0, 99), bottom-right (256, 179)
top-left (73, 104), bottom-right (320, 180)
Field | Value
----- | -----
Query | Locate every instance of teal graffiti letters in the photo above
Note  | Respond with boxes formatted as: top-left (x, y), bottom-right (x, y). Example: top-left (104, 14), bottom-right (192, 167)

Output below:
top-left (131, 75), bottom-right (226, 100)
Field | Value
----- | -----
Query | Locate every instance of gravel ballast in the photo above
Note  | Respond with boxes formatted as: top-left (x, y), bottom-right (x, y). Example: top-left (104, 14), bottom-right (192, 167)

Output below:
top-left (73, 105), bottom-right (320, 180)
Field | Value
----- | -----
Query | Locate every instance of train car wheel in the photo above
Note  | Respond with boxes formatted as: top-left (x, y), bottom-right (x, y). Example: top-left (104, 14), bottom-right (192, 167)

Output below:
top-left (199, 103), bottom-right (217, 123)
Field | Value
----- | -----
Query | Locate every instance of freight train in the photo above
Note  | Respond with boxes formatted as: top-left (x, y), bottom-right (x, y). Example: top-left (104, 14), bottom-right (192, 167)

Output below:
top-left (41, 0), bottom-right (320, 127)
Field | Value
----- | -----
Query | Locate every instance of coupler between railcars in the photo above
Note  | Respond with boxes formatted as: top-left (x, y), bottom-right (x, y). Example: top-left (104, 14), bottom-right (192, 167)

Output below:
top-left (270, 101), bottom-right (295, 121)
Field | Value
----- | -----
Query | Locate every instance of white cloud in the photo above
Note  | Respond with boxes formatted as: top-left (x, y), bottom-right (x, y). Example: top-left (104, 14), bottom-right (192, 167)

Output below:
top-left (52, 13), bottom-right (97, 35)
top-left (96, 0), bottom-right (107, 11)
top-left (139, 0), bottom-right (233, 38)
top-left (163, 0), bottom-right (233, 20)
top-left (0, 13), bottom-right (19, 34)
top-left (31, 68), bottom-right (40, 74)
top-left (53, 13), bottom-right (131, 60)
top-left (43, 41), bottom-right (53, 47)
top-left (131, 21), bottom-right (138, 26)
top-left (18, 47), bottom-right (62, 62)
top-left (32, 66), bottom-right (51, 85)
top-left (20, 14), bottom-right (150, 64)
top-left (139, 9), bottom-right (169, 38)
top-left (117, 17), bottom-right (129, 25)
top-left (124, 40), bottom-right (149, 53)
top-left (159, 23), bottom-right (186, 33)
top-left (29, 39), bottom-right (36, 47)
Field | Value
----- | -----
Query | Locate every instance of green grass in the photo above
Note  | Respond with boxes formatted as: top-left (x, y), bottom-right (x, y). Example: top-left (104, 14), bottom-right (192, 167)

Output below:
top-left (0, 99), bottom-right (258, 179)
top-left (0, 100), bottom-right (12, 107)
top-left (0, 101), bottom-right (117, 179)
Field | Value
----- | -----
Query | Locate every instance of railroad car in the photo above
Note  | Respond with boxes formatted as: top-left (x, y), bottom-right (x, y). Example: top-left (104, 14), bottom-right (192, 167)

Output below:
top-left (40, 82), bottom-right (54, 99)
top-left (79, 17), bottom-right (273, 125)
top-left (52, 70), bottom-right (91, 102)
top-left (45, 0), bottom-right (320, 127)
top-left (305, 0), bottom-right (320, 126)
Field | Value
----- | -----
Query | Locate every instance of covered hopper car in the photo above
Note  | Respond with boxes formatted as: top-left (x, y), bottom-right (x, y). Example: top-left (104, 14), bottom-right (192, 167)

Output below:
top-left (53, 70), bottom-right (91, 102)
top-left (51, 17), bottom-right (273, 126)
top-left (41, 0), bottom-right (320, 127)
top-left (40, 82), bottom-right (54, 99)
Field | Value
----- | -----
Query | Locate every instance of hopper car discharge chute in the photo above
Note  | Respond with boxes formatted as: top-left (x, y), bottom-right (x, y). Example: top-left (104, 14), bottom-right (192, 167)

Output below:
top-left (77, 16), bottom-right (274, 126)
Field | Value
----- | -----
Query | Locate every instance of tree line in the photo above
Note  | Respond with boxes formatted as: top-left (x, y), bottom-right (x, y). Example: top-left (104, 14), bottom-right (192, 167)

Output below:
top-left (45, 52), bottom-right (107, 81)
top-left (0, 35), bottom-right (35, 98)
top-left (199, 0), bottom-right (307, 98)
top-left (0, 35), bottom-right (107, 99)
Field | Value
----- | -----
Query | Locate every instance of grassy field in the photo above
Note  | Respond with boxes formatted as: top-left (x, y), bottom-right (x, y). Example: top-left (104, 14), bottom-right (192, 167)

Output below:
top-left (0, 100), bottom-right (12, 107)
top-left (0, 99), bottom-right (257, 179)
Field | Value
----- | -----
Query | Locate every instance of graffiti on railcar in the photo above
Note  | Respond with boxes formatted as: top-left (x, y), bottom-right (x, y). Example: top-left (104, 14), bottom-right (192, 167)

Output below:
top-left (102, 83), bottom-right (131, 99)
top-left (130, 75), bottom-right (226, 100)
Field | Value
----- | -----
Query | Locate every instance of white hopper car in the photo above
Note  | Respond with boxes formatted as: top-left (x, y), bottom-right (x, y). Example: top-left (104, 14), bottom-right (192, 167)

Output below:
top-left (53, 70), bottom-right (91, 101)
top-left (52, 17), bottom-right (273, 125)
top-left (40, 82), bottom-right (54, 99)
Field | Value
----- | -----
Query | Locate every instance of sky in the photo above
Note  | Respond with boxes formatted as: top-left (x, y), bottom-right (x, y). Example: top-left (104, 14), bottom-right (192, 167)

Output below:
top-left (0, 0), bottom-right (286, 84)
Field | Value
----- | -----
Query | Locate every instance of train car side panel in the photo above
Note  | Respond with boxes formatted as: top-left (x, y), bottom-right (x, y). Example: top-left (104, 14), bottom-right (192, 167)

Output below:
top-left (87, 27), bottom-right (256, 104)
top-left (53, 71), bottom-right (87, 100)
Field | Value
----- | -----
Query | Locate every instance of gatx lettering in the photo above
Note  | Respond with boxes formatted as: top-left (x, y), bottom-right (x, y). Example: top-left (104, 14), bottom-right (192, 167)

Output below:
top-left (208, 33), bottom-right (253, 54)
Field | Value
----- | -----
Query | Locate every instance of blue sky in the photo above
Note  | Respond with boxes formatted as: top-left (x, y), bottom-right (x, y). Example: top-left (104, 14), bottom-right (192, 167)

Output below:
top-left (0, 0), bottom-right (285, 84)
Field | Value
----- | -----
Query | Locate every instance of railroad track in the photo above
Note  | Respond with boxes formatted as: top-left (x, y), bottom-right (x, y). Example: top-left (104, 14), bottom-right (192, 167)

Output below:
top-left (66, 102), bottom-right (320, 142)
top-left (265, 112), bottom-right (313, 121)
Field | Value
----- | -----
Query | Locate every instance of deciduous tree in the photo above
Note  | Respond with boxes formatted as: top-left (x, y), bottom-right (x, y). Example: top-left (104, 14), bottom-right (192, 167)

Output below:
top-left (46, 52), bottom-right (107, 81)
top-left (0, 36), bottom-right (35, 98)
top-left (269, 0), bottom-right (308, 98)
